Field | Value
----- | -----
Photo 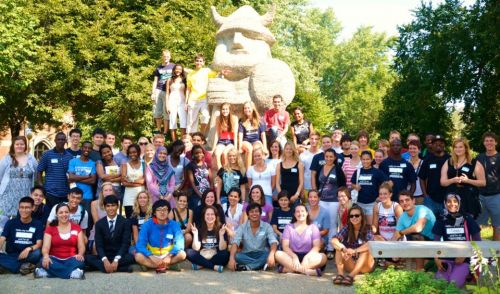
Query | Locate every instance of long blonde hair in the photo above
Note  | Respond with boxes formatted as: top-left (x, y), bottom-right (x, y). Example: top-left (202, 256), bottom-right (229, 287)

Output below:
top-left (451, 137), bottom-right (472, 165)
top-left (98, 182), bottom-right (114, 210)
top-left (224, 147), bottom-right (246, 174)
top-left (241, 101), bottom-right (260, 129)
top-left (132, 191), bottom-right (152, 219)
top-left (281, 141), bottom-right (299, 162)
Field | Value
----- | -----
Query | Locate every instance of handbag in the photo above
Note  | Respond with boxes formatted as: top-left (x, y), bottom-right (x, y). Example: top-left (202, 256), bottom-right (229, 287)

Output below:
top-left (200, 248), bottom-right (217, 260)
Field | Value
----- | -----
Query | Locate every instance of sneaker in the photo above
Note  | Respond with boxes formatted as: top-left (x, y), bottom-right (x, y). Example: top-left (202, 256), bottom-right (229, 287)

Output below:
top-left (0, 265), bottom-right (9, 275)
top-left (155, 266), bottom-right (167, 274)
top-left (34, 268), bottom-right (48, 279)
top-left (168, 263), bottom-right (181, 272)
top-left (19, 263), bottom-right (35, 275)
top-left (262, 264), bottom-right (268, 271)
top-left (236, 264), bottom-right (249, 271)
top-left (69, 268), bottom-right (85, 280)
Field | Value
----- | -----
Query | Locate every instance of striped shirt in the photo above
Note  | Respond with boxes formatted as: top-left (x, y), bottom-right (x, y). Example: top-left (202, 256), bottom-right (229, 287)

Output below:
top-left (37, 148), bottom-right (73, 197)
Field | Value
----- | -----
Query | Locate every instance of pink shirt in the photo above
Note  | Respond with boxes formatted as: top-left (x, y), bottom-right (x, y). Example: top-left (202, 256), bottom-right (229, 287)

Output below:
top-left (264, 108), bottom-right (290, 132)
top-left (282, 223), bottom-right (321, 253)
top-left (342, 157), bottom-right (359, 188)
top-left (145, 165), bottom-right (176, 207)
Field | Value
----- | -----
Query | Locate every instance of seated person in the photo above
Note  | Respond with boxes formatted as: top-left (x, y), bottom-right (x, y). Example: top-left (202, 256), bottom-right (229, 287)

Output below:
top-left (392, 191), bottom-right (436, 271)
top-left (275, 204), bottom-right (327, 276)
top-left (271, 191), bottom-right (293, 240)
top-left (46, 187), bottom-right (89, 236)
top-left (187, 206), bottom-right (229, 272)
top-left (169, 191), bottom-right (193, 249)
top-left (85, 196), bottom-right (135, 273)
top-left (221, 188), bottom-right (244, 239)
top-left (193, 190), bottom-right (225, 227)
top-left (433, 193), bottom-right (481, 288)
top-left (35, 203), bottom-right (86, 279)
top-left (134, 200), bottom-right (186, 272)
top-left (130, 191), bottom-right (153, 254)
top-left (228, 203), bottom-right (278, 271)
top-left (241, 185), bottom-right (274, 224)
top-left (332, 205), bottom-right (375, 286)
top-left (307, 190), bottom-right (330, 249)
top-left (0, 197), bottom-right (43, 275)
top-left (30, 185), bottom-right (50, 225)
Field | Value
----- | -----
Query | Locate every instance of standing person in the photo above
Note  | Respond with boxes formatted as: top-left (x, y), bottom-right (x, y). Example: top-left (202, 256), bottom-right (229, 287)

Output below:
top-left (276, 142), bottom-right (304, 207)
top-left (169, 191), bottom-right (193, 249)
top-left (188, 206), bottom-right (229, 272)
top-left (263, 94), bottom-right (290, 149)
top-left (419, 135), bottom-right (450, 216)
top-left (216, 148), bottom-right (247, 205)
top-left (311, 149), bottom-right (346, 259)
top-left (134, 200), bottom-right (186, 272)
top-left (34, 203), bottom-right (86, 279)
top-left (167, 140), bottom-right (189, 191)
top-left (309, 135), bottom-right (335, 190)
top-left (377, 139), bottom-right (390, 159)
top-left (266, 140), bottom-right (282, 173)
top-left (228, 203), bottom-right (278, 271)
top-left (186, 145), bottom-right (212, 210)
top-left (290, 107), bottom-right (313, 154)
top-left (0, 136), bottom-right (38, 217)
top-left (114, 135), bottom-right (133, 167)
top-left (433, 193), bottom-right (481, 288)
top-left (138, 137), bottom-right (150, 159)
top-left (68, 141), bottom-right (97, 215)
top-left (402, 133), bottom-right (420, 161)
top-left (89, 128), bottom-right (106, 162)
top-left (440, 138), bottom-right (486, 219)
top-left (275, 204), bottom-right (327, 276)
top-left (342, 141), bottom-right (362, 189)
top-left (95, 144), bottom-right (121, 198)
top-left (357, 130), bottom-right (375, 157)
top-left (340, 134), bottom-right (353, 161)
top-left (37, 132), bottom-right (73, 208)
top-left (241, 185), bottom-right (274, 224)
top-left (372, 182), bottom-right (403, 241)
top-left (213, 103), bottom-right (239, 170)
top-left (66, 128), bottom-right (82, 158)
top-left (332, 206), bottom-right (375, 286)
top-left (247, 147), bottom-right (276, 206)
top-left (150, 49), bottom-right (175, 136)
top-left (152, 134), bottom-right (166, 151)
top-left (407, 140), bottom-right (424, 204)
top-left (300, 131), bottom-right (322, 196)
top-left (222, 188), bottom-right (244, 238)
top-left (476, 132), bottom-right (500, 241)
top-left (422, 133), bottom-right (436, 158)
top-left (182, 134), bottom-right (193, 154)
top-left (351, 151), bottom-right (388, 225)
top-left (331, 128), bottom-right (343, 154)
top-left (105, 132), bottom-right (118, 155)
top-left (145, 146), bottom-right (175, 206)
top-left (165, 64), bottom-right (187, 140)
top-left (85, 196), bottom-right (135, 273)
top-left (185, 53), bottom-right (219, 135)
top-left (30, 186), bottom-right (50, 224)
top-left (238, 101), bottom-right (268, 168)
top-left (307, 190), bottom-right (330, 249)
top-left (373, 149), bottom-right (385, 169)
top-left (143, 143), bottom-right (155, 166)
top-left (379, 139), bottom-right (416, 201)
top-left (130, 191), bottom-right (152, 254)
top-left (0, 197), bottom-right (43, 275)
top-left (121, 144), bottom-right (145, 218)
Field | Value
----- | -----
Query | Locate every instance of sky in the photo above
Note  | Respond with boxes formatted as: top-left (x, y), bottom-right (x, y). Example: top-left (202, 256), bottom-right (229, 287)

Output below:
top-left (309, 0), bottom-right (476, 40)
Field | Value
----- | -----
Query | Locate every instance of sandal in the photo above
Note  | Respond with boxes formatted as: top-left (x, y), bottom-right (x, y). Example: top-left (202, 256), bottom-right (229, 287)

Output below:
top-left (342, 275), bottom-right (354, 286)
top-left (333, 274), bottom-right (344, 285)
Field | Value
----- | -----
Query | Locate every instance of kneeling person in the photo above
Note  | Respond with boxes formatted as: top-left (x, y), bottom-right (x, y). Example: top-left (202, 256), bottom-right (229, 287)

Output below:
top-left (0, 197), bottom-right (43, 275)
top-left (86, 196), bottom-right (135, 273)
top-left (134, 200), bottom-right (186, 272)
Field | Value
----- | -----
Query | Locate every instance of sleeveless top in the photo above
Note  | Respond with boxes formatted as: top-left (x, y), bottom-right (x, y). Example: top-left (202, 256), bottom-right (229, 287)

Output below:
top-left (89, 204), bottom-right (108, 241)
top-left (168, 78), bottom-right (186, 105)
top-left (280, 161), bottom-right (300, 196)
top-left (446, 159), bottom-right (481, 218)
top-left (291, 120), bottom-right (311, 144)
top-left (123, 162), bottom-right (145, 206)
top-left (377, 202), bottom-right (398, 240)
top-left (173, 208), bottom-right (190, 230)
top-left (222, 202), bottom-right (243, 232)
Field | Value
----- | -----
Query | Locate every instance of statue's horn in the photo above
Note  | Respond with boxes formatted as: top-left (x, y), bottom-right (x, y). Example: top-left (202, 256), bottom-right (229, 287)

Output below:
top-left (211, 6), bottom-right (226, 27)
top-left (260, 4), bottom-right (276, 27)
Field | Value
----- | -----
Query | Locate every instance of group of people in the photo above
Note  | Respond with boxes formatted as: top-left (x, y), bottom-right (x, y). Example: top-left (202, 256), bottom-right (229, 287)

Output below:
top-left (0, 53), bottom-right (497, 289)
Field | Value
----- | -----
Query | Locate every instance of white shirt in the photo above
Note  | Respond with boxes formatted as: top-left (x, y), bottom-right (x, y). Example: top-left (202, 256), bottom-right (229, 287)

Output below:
top-left (300, 149), bottom-right (322, 190)
top-left (247, 164), bottom-right (276, 196)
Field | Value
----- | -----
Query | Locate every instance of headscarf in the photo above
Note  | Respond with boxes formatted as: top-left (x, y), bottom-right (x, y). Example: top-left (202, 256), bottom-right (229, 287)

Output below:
top-left (150, 146), bottom-right (174, 196)
top-left (443, 193), bottom-right (464, 226)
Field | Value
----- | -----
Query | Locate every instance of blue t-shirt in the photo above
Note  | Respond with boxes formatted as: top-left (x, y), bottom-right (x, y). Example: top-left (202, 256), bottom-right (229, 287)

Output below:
top-left (379, 157), bottom-right (417, 201)
top-left (37, 148), bottom-right (73, 197)
top-left (270, 208), bottom-right (293, 233)
top-left (1, 218), bottom-right (44, 254)
top-left (396, 205), bottom-right (436, 240)
top-left (308, 206), bottom-right (330, 243)
top-left (68, 158), bottom-right (96, 200)
top-left (351, 167), bottom-right (388, 204)
top-left (239, 121), bottom-right (266, 144)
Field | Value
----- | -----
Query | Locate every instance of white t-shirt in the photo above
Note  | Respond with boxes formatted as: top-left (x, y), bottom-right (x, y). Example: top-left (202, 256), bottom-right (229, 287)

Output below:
top-left (47, 204), bottom-right (89, 230)
top-left (222, 203), bottom-right (243, 232)
top-left (247, 164), bottom-right (276, 196)
top-left (300, 149), bottom-right (322, 190)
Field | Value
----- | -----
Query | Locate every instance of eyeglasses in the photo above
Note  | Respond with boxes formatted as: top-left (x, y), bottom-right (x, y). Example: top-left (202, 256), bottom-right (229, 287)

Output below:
top-left (155, 208), bottom-right (169, 213)
top-left (349, 214), bottom-right (361, 219)
top-left (139, 142), bottom-right (148, 146)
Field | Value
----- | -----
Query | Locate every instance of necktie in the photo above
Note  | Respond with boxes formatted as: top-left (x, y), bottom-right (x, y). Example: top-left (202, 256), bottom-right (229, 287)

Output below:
top-left (109, 220), bottom-right (115, 236)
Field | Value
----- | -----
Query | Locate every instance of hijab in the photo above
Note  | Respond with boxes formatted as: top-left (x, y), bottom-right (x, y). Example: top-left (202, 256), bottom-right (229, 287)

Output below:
top-left (443, 193), bottom-right (464, 226)
top-left (150, 146), bottom-right (174, 196)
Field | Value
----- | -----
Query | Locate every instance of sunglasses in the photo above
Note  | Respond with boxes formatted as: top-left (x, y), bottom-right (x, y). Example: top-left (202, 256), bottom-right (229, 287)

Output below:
top-left (349, 214), bottom-right (361, 219)
top-left (139, 142), bottom-right (148, 145)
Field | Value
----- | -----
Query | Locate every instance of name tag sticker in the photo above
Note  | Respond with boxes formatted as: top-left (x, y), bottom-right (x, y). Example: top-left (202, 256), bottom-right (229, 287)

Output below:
top-left (446, 227), bottom-right (465, 235)
top-left (461, 166), bottom-right (470, 172)
top-left (400, 163), bottom-right (407, 168)
top-left (359, 175), bottom-right (372, 181)
top-left (430, 164), bottom-right (437, 169)
top-left (258, 232), bottom-right (265, 236)
top-left (138, 219), bottom-right (145, 225)
top-left (28, 227), bottom-right (36, 233)
top-left (319, 160), bottom-right (326, 165)
top-left (70, 230), bottom-right (78, 236)
top-left (328, 174), bottom-right (336, 179)
top-left (234, 175), bottom-right (240, 180)
top-left (291, 168), bottom-right (298, 173)
top-left (51, 159), bottom-right (59, 164)
top-left (166, 234), bottom-right (174, 239)
top-left (15, 232), bottom-right (33, 239)
top-left (389, 167), bottom-right (403, 174)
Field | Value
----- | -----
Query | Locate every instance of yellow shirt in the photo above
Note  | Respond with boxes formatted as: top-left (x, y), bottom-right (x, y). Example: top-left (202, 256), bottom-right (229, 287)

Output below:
top-left (187, 67), bottom-right (218, 102)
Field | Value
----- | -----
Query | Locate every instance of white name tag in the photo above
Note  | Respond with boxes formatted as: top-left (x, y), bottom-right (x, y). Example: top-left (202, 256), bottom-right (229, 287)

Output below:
top-left (389, 167), bottom-right (403, 174)
top-left (28, 227), bottom-right (36, 233)
top-left (15, 232), bottom-right (33, 239)
top-left (234, 175), bottom-right (240, 180)
top-left (278, 219), bottom-right (291, 225)
top-left (70, 230), bottom-right (78, 236)
top-left (319, 160), bottom-right (326, 165)
top-left (400, 163), bottom-right (407, 168)
top-left (446, 227), bottom-right (465, 235)
top-left (291, 168), bottom-right (297, 173)
top-left (430, 164), bottom-right (437, 169)
top-left (258, 231), bottom-right (265, 236)
top-left (461, 166), bottom-right (470, 172)
top-left (328, 174), bottom-right (336, 179)
top-left (359, 175), bottom-right (372, 181)
top-left (138, 219), bottom-right (145, 225)
top-left (51, 159), bottom-right (59, 164)
top-left (261, 212), bottom-right (266, 217)
top-left (166, 234), bottom-right (174, 239)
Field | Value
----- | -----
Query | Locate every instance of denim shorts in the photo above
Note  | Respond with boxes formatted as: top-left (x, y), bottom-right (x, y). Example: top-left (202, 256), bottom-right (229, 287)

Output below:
top-left (477, 193), bottom-right (500, 227)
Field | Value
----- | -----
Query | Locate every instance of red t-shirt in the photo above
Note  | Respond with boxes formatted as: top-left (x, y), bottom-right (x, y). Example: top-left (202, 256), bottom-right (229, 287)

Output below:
top-left (45, 223), bottom-right (81, 258)
top-left (264, 108), bottom-right (290, 132)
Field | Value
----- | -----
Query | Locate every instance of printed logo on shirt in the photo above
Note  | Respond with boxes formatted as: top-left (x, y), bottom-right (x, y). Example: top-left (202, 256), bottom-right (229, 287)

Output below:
top-left (75, 166), bottom-right (92, 176)
top-left (70, 230), bottom-right (78, 236)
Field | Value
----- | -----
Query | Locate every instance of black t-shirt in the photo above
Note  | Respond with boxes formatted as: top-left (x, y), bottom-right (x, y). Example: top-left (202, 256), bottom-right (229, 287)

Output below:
top-left (200, 230), bottom-right (227, 250)
top-left (32, 204), bottom-right (50, 225)
top-left (154, 63), bottom-right (175, 91)
top-left (310, 149), bottom-right (345, 184)
top-left (351, 167), bottom-right (388, 204)
top-left (130, 212), bottom-right (147, 230)
top-left (476, 152), bottom-right (500, 196)
top-left (66, 148), bottom-right (81, 158)
top-left (418, 153), bottom-right (450, 202)
top-left (271, 208), bottom-right (293, 233)
top-left (432, 214), bottom-right (480, 241)
top-left (216, 168), bottom-right (248, 199)
top-left (379, 157), bottom-right (417, 201)
top-left (89, 150), bottom-right (101, 162)
top-left (1, 218), bottom-right (43, 254)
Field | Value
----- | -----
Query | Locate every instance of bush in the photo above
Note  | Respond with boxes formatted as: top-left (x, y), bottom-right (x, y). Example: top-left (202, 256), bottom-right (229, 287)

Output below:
top-left (355, 267), bottom-right (461, 294)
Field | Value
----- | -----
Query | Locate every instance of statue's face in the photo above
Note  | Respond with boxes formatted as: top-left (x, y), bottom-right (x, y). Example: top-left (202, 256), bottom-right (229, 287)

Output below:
top-left (213, 31), bottom-right (271, 75)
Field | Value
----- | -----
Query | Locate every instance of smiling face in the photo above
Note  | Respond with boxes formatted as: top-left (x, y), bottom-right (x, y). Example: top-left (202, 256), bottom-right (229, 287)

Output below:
top-left (374, 151), bottom-right (384, 165)
top-left (70, 132), bottom-right (81, 147)
top-left (483, 136), bottom-right (497, 152)
top-left (253, 149), bottom-right (264, 163)
top-left (154, 206), bottom-right (170, 221)
top-left (204, 192), bottom-right (215, 206)
top-left (228, 190), bottom-right (240, 206)
top-left (270, 142), bottom-right (280, 157)
top-left (102, 184), bottom-right (114, 196)
top-left (31, 188), bottom-right (44, 206)
top-left (227, 150), bottom-right (237, 165)
top-left (243, 102), bottom-right (253, 117)
top-left (128, 147), bottom-right (139, 161)
top-left (192, 136), bottom-right (204, 146)
top-left (278, 196), bottom-right (290, 209)
top-left (173, 65), bottom-right (183, 76)
top-left (193, 148), bottom-right (205, 162)
top-left (55, 134), bottom-right (67, 149)
top-left (105, 203), bottom-right (119, 218)
top-left (399, 195), bottom-right (415, 211)
top-left (350, 144), bottom-right (360, 157)
top-left (250, 188), bottom-right (262, 203)
top-left (453, 142), bottom-right (466, 157)
top-left (101, 146), bottom-right (113, 162)
top-left (204, 207), bottom-right (217, 225)
top-left (321, 137), bottom-right (332, 151)
top-left (162, 51), bottom-right (171, 64)
top-left (67, 193), bottom-right (82, 210)
top-left (153, 137), bottom-right (165, 149)
top-left (157, 149), bottom-right (168, 162)
top-left (283, 144), bottom-right (293, 158)
top-left (324, 151), bottom-right (336, 165)
top-left (248, 207), bottom-right (262, 222)
top-left (409, 144), bottom-right (420, 157)
top-left (390, 140), bottom-right (402, 155)
top-left (81, 142), bottom-right (92, 157)
top-left (446, 196), bottom-right (460, 213)
top-left (294, 205), bottom-right (308, 222)
top-left (93, 134), bottom-right (105, 147)
top-left (105, 134), bottom-right (115, 147)
top-left (176, 195), bottom-right (188, 209)
top-left (14, 139), bottom-right (26, 154)
top-left (194, 57), bottom-right (204, 69)
top-left (310, 135), bottom-right (319, 148)
top-left (19, 201), bottom-right (33, 219)
top-left (221, 103), bottom-right (231, 117)
top-left (293, 109), bottom-right (303, 122)
top-left (348, 208), bottom-right (362, 225)
top-left (272, 97), bottom-right (282, 110)
top-left (338, 191), bottom-right (350, 206)
top-left (56, 205), bottom-right (70, 224)
top-left (308, 191), bottom-right (319, 207)
top-left (122, 139), bottom-right (132, 153)
top-left (358, 136), bottom-right (368, 147)
top-left (333, 130), bottom-right (343, 142)
top-left (138, 192), bottom-right (150, 208)
top-left (378, 187), bottom-right (392, 204)
top-left (145, 145), bottom-right (155, 159)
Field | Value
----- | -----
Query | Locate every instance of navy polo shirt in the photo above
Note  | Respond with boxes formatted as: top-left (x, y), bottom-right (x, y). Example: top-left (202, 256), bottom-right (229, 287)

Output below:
top-left (37, 148), bottom-right (73, 197)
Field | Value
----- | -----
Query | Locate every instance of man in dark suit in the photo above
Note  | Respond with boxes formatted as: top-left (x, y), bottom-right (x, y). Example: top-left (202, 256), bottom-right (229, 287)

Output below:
top-left (85, 195), bottom-right (135, 273)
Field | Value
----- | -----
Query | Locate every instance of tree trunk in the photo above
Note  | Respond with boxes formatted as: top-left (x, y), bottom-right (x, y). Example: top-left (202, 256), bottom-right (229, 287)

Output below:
top-left (9, 121), bottom-right (22, 138)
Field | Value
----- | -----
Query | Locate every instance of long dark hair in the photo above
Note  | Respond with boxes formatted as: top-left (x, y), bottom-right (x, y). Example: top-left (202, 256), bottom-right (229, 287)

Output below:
top-left (9, 136), bottom-right (28, 167)
top-left (49, 203), bottom-right (70, 227)
top-left (199, 206), bottom-right (222, 241)
top-left (168, 64), bottom-right (187, 96)
top-left (291, 204), bottom-right (311, 225)
top-left (225, 187), bottom-right (242, 217)
top-left (249, 185), bottom-right (266, 206)
top-left (346, 205), bottom-right (369, 244)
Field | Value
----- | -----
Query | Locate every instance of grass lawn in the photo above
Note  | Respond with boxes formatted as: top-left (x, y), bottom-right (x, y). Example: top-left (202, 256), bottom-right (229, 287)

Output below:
top-left (481, 226), bottom-right (494, 240)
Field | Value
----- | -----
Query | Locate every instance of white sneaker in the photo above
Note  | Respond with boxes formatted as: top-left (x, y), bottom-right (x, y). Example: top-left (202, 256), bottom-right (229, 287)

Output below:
top-left (69, 268), bottom-right (85, 280)
top-left (34, 268), bottom-right (48, 279)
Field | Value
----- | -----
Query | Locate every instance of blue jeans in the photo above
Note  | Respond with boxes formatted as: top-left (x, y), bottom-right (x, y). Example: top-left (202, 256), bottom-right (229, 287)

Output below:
top-left (235, 250), bottom-right (269, 270)
top-left (186, 249), bottom-right (229, 268)
top-left (188, 190), bottom-right (201, 210)
top-left (0, 249), bottom-right (41, 273)
top-left (41, 256), bottom-right (85, 279)
top-left (424, 197), bottom-right (444, 217)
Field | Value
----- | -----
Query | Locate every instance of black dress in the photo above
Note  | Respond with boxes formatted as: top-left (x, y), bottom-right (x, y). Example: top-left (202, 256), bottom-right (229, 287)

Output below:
top-left (446, 159), bottom-right (481, 218)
